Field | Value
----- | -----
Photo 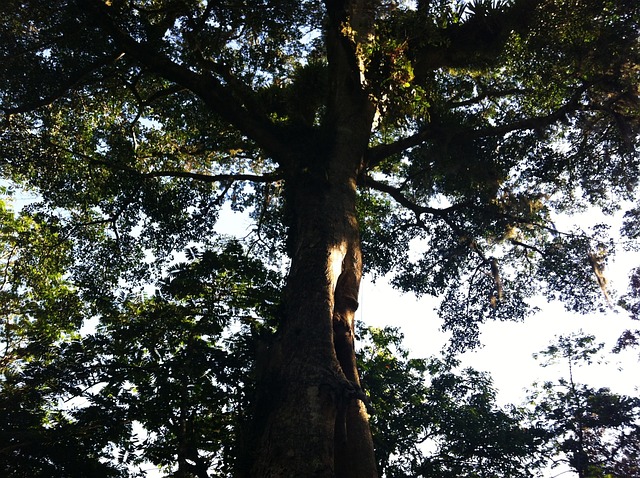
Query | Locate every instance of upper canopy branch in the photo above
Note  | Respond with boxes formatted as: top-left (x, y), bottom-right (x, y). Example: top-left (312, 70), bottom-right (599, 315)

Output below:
top-left (410, 0), bottom-right (542, 76)
top-left (362, 175), bottom-right (559, 252)
top-left (46, 139), bottom-right (282, 185)
top-left (446, 86), bottom-right (530, 109)
top-left (360, 175), bottom-right (467, 218)
top-left (362, 175), bottom-right (499, 272)
top-left (142, 169), bottom-right (283, 184)
top-left (463, 85), bottom-right (589, 141)
top-left (365, 128), bottom-right (437, 169)
top-left (179, 27), bottom-right (270, 122)
top-left (84, 0), bottom-right (290, 162)
top-left (366, 84), bottom-right (589, 167)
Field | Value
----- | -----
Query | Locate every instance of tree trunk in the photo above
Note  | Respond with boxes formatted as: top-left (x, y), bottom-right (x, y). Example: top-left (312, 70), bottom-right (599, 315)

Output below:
top-left (245, 140), bottom-right (377, 477)
top-left (241, 2), bottom-right (378, 475)
top-left (243, 90), bottom-right (377, 474)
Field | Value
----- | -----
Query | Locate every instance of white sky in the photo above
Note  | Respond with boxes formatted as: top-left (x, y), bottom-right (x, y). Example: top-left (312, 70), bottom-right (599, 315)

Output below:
top-left (359, 273), bottom-right (640, 405)
top-left (359, 266), bottom-right (640, 478)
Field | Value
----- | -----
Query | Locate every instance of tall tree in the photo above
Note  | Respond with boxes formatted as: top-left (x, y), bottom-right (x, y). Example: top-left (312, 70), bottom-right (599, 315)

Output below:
top-left (1, 1), bottom-right (639, 476)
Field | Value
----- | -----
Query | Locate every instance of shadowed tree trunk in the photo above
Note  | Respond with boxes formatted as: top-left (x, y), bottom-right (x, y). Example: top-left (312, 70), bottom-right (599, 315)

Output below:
top-left (245, 2), bottom-right (380, 475)
top-left (248, 129), bottom-right (377, 477)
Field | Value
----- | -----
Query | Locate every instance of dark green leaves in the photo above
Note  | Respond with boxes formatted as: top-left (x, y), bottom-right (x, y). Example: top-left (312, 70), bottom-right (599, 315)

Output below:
top-left (528, 332), bottom-right (640, 477)
top-left (358, 326), bottom-right (544, 477)
top-left (0, 198), bottom-right (282, 476)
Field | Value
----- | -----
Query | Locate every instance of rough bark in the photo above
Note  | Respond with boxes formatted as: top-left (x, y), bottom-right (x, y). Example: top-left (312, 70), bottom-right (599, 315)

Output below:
top-left (244, 2), bottom-right (379, 476)
top-left (247, 56), bottom-right (377, 478)
top-left (246, 133), bottom-right (377, 477)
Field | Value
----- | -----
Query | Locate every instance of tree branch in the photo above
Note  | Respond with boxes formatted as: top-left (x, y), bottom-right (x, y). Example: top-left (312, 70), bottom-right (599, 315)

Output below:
top-left (362, 175), bottom-right (562, 266)
top-left (45, 139), bottom-right (283, 185)
top-left (360, 175), bottom-right (466, 217)
top-left (365, 127), bottom-right (437, 169)
top-left (142, 169), bottom-right (283, 184)
top-left (462, 85), bottom-right (588, 141)
top-left (366, 85), bottom-right (588, 167)
top-left (363, 176), bottom-right (503, 287)
top-left (447, 86), bottom-right (529, 109)
top-left (410, 0), bottom-right (542, 76)
top-left (509, 239), bottom-right (544, 256)
top-left (84, 0), bottom-right (290, 161)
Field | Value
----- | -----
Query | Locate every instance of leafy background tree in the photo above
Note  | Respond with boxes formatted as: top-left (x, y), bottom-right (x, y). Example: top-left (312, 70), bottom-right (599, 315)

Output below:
top-left (1, 0), bottom-right (640, 476)
top-left (0, 193), bottom-right (128, 477)
top-left (358, 326), bottom-right (546, 477)
top-left (528, 332), bottom-right (640, 478)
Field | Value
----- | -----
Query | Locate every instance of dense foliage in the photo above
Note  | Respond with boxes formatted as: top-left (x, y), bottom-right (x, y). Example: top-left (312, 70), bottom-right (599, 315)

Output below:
top-left (2, 225), bottom-right (637, 477)
top-left (2, 0), bottom-right (640, 476)
top-left (0, 207), bottom-right (540, 476)
top-left (529, 333), bottom-right (640, 478)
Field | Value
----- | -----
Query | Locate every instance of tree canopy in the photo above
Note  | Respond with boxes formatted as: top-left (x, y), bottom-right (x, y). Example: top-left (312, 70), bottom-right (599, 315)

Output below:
top-left (529, 332), bottom-right (640, 478)
top-left (1, 0), bottom-right (640, 476)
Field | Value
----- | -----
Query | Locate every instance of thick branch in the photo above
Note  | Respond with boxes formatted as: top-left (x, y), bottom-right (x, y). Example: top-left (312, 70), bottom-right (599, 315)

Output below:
top-left (84, 1), bottom-right (289, 161)
top-left (365, 127), bottom-right (436, 169)
top-left (366, 85), bottom-right (588, 167)
top-left (447, 86), bottom-right (529, 109)
top-left (510, 239), bottom-right (544, 256)
top-left (46, 140), bottom-right (282, 185)
top-left (362, 176), bottom-right (562, 254)
top-left (142, 169), bottom-right (283, 183)
top-left (360, 175), bottom-right (465, 217)
top-left (144, 84), bottom-right (186, 105)
top-left (323, 0), bottom-right (377, 137)
top-left (463, 85), bottom-right (588, 141)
